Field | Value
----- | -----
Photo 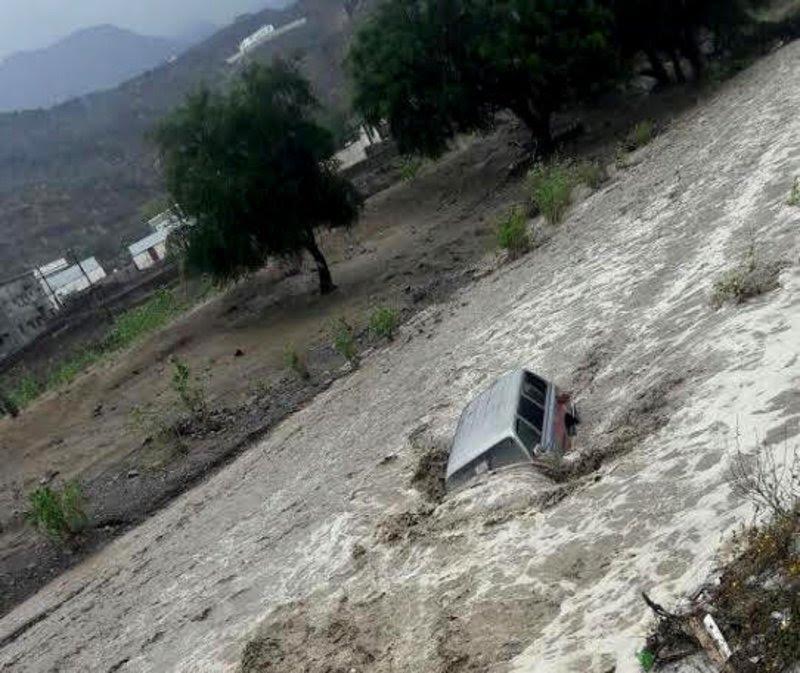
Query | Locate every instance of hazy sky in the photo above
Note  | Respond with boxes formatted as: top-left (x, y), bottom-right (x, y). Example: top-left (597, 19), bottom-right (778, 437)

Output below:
top-left (0, 0), bottom-right (288, 59)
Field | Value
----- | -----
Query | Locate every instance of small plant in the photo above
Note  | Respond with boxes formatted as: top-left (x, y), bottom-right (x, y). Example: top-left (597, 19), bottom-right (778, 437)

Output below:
top-left (636, 649), bottom-right (655, 671)
top-left (787, 177), bottom-right (800, 206)
top-left (574, 160), bottom-right (607, 190)
top-left (528, 160), bottom-right (575, 224)
top-left (399, 156), bottom-right (425, 181)
top-left (711, 242), bottom-right (784, 308)
top-left (730, 439), bottom-right (799, 518)
top-left (624, 120), bottom-right (656, 152)
top-left (496, 207), bottom-right (531, 258)
top-left (27, 482), bottom-right (88, 542)
top-left (369, 307), bottom-right (400, 341)
top-left (170, 356), bottom-right (207, 418)
top-left (283, 345), bottom-right (310, 379)
top-left (331, 318), bottom-right (359, 366)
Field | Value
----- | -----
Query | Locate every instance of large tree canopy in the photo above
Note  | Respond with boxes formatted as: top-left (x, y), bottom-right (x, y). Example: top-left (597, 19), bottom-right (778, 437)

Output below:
top-left (348, 0), bottom-right (619, 157)
top-left (154, 62), bottom-right (362, 295)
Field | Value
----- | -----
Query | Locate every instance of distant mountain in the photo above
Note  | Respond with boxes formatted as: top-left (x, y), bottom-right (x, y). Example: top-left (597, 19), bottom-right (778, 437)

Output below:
top-left (172, 21), bottom-right (220, 48)
top-left (0, 25), bottom-right (183, 112)
top-left (0, 0), bottom-right (379, 276)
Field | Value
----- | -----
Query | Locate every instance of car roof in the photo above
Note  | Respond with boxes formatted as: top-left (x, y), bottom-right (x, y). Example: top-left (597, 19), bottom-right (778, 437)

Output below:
top-left (446, 369), bottom-right (524, 480)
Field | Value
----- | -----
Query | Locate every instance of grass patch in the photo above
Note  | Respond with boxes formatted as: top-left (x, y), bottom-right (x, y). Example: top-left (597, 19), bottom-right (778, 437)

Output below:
top-left (1, 288), bottom-right (188, 414)
top-left (574, 160), bottom-right (608, 190)
top-left (496, 207), bottom-right (531, 258)
top-left (711, 244), bottom-right (784, 307)
top-left (104, 289), bottom-right (185, 351)
top-left (399, 156), bottom-right (425, 181)
top-left (528, 160), bottom-right (575, 224)
top-left (27, 482), bottom-right (88, 542)
top-left (330, 317), bottom-right (359, 366)
top-left (369, 307), bottom-right (400, 341)
top-left (283, 344), bottom-right (310, 379)
top-left (623, 120), bottom-right (656, 152)
top-left (788, 177), bottom-right (800, 206)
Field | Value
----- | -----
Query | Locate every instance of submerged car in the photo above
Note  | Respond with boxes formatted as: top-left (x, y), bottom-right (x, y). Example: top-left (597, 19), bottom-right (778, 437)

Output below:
top-left (445, 369), bottom-right (578, 489)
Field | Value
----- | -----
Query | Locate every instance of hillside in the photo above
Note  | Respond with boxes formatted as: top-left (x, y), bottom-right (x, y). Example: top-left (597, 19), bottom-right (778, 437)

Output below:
top-left (0, 0), bottom-right (371, 277)
top-left (0, 26), bottom-right (183, 113)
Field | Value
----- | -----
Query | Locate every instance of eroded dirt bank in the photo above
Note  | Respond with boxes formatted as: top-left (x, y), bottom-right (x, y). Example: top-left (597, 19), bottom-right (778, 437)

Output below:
top-left (2, 42), bottom-right (800, 673)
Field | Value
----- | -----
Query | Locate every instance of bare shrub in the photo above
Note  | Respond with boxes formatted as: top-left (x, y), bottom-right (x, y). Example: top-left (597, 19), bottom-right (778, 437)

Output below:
top-left (729, 439), bottom-right (799, 518)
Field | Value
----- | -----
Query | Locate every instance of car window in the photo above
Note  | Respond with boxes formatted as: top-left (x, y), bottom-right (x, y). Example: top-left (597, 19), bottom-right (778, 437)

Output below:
top-left (516, 418), bottom-right (541, 452)
top-left (522, 371), bottom-right (547, 405)
top-left (518, 394), bottom-right (544, 429)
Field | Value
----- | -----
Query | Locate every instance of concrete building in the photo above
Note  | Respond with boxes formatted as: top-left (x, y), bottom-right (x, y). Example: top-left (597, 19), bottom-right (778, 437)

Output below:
top-left (129, 230), bottom-right (172, 271)
top-left (35, 257), bottom-right (107, 309)
top-left (0, 274), bottom-right (56, 361)
top-left (335, 126), bottom-right (383, 170)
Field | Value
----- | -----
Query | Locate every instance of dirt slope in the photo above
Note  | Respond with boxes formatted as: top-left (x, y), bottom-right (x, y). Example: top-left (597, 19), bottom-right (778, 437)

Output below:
top-left (2, 42), bottom-right (800, 673)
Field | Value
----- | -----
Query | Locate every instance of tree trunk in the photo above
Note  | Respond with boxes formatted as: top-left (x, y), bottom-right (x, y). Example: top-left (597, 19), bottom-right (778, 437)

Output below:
top-left (304, 234), bottom-right (336, 295)
top-left (513, 103), bottom-right (554, 158)
top-left (681, 30), bottom-right (705, 80)
top-left (670, 50), bottom-right (687, 83)
top-left (644, 48), bottom-right (672, 87)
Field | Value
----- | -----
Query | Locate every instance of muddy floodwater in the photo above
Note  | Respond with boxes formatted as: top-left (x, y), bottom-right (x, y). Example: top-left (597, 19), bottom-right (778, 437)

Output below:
top-left (2, 41), bottom-right (800, 673)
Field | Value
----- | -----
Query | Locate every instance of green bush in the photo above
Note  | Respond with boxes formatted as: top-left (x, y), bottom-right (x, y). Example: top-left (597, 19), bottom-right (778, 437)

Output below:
top-left (624, 120), bottom-right (656, 152)
top-left (369, 307), bottom-right (400, 341)
top-left (284, 345), bottom-right (310, 379)
top-left (331, 318), bottom-right (359, 365)
top-left (27, 482), bottom-right (88, 542)
top-left (528, 161), bottom-right (575, 224)
top-left (7, 374), bottom-right (42, 410)
top-left (496, 208), bottom-right (531, 258)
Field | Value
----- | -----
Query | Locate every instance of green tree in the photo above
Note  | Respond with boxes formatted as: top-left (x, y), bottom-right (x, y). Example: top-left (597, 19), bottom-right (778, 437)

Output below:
top-left (154, 62), bottom-right (362, 295)
top-left (348, 0), bottom-right (619, 157)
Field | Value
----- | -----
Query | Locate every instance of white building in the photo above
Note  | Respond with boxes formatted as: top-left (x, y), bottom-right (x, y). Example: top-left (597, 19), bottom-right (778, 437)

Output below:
top-left (335, 126), bottom-right (382, 170)
top-left (129, 230), bottom-right (172, 271)
top-left (35, 257), bottom-right (107, 308)
top-left (226, 18), bottom-right (307, 64)
top-left (240, 24), bottom-right (274, 52)
top-left (148, 210), bottom-right (184, 234)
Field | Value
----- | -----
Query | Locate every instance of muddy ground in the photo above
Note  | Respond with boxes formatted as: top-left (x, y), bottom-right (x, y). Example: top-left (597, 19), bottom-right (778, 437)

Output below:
top-left (2, 42), bottom-right (800, 673)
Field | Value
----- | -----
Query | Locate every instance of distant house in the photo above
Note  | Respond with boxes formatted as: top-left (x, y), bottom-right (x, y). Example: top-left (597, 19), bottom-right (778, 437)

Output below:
top-left (335, 126), bottom-right (383, 170)
top-left (226, 18), bottom-right (307, 64)
top-left (129, 210), bottom-right (188, 271)
top-left (0, 274), bottom-right (55, 360)
top-left (0, 256), bottom-right (105, 360)
top-left (34, 257), bottom-right (107, 309)
top-left (129, 230), bottom-right (172, 271)
top-left (148, 210), bottom-right (184, 234)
